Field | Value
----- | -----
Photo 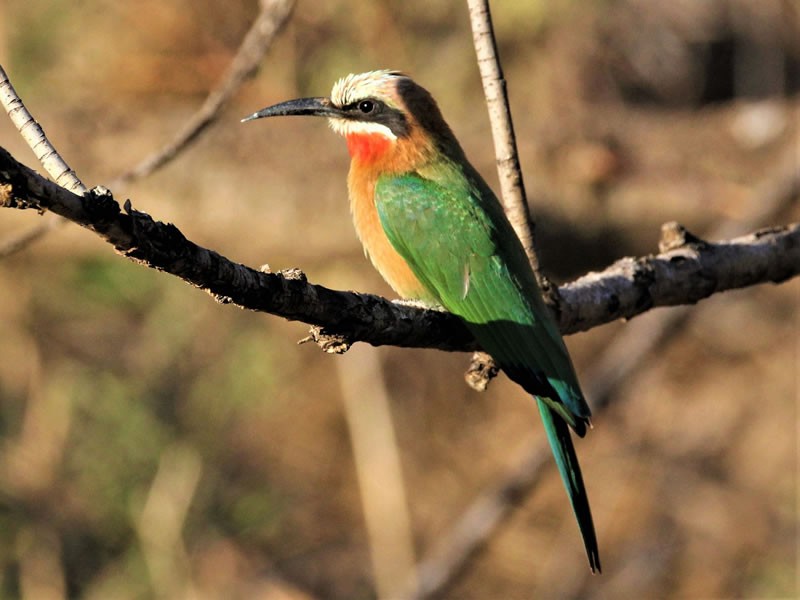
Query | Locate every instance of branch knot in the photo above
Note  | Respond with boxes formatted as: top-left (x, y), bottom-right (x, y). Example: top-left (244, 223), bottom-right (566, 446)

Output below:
top-left (301, 325), bottom-right (352, 354)
top-left (659, 221), bottom-right (709, 253)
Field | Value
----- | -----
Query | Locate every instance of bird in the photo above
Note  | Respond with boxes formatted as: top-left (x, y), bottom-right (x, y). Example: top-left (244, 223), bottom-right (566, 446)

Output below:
top-left (243, 70), bottom-right (601, 573)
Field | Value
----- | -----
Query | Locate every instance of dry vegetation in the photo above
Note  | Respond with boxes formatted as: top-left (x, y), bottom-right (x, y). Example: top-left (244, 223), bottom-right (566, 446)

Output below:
top-left (0, 0), bottom-right (798, 598)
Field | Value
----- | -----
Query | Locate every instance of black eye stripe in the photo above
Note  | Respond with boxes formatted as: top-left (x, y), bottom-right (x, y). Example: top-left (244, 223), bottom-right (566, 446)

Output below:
top-left (336, 98), bottom-right (409, 137)
top-left (342, 98), bottom-right (382, 113)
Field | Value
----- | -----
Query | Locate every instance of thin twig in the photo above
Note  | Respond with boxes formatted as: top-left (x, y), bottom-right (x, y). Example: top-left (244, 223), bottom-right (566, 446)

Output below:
top-left (111, 0), bottom-right (296, 186)
top-left (0, 0), bottom-right (294, 259)
top-left (0, 63), bottom-right (85, 194)
top-left (0, 62), bottom-right (82, 259)
top-left (467, 0), bottom-right (540, 279)
top-left (0, 217), bottom-right (62, 258)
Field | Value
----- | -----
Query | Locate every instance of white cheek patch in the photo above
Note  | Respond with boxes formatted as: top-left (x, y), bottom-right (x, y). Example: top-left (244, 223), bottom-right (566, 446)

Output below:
top-left (328, 118), bottom-right (397, 141)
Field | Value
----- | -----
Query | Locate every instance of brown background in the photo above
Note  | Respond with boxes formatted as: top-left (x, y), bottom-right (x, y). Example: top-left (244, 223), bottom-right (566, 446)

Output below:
top-left (0, 0), bottom-right (798, 598)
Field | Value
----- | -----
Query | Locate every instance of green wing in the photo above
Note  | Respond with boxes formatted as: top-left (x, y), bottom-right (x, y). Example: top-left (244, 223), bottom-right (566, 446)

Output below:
top-left (375, 166), bottom-right (601, 573)
top-left (375, 167), bottom-right (590, 428)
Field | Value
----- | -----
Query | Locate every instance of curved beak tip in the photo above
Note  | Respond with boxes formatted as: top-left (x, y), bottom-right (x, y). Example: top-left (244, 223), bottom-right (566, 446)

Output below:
top-left (241, 97), bottom-right (337, 125)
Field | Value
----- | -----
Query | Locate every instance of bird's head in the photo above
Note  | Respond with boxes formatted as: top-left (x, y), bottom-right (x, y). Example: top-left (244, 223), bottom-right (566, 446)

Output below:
top-left (243, 70), bottom-right (458, 168)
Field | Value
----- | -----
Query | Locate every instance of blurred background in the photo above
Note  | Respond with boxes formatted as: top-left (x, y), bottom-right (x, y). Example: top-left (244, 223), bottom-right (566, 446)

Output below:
top-left (0, 0), bottom-right (798, 598)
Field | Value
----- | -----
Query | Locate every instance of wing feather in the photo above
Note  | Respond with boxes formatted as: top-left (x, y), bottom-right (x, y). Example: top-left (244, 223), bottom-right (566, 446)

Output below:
top-left (374, 167), bottom-right (590, 427)
top-left (375, 164), bottom-right (600, 570)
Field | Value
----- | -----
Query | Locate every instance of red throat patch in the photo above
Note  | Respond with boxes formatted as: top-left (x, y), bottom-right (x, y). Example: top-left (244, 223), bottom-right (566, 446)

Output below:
top-left (346, 133), bottom-right (392, 163)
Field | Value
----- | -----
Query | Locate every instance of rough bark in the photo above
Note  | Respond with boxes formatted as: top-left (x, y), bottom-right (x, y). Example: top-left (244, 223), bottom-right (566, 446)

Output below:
top-left (2, 145), bottom-right (798, 354)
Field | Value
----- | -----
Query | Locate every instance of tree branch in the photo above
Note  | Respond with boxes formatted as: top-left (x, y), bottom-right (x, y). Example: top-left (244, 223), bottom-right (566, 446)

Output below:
top-left (111, 0), bottom-right (296, 186)
top-left (467, 0), bottom-right (540, 279)
top-left (2, 145), bottom-right (797, 352)
top-left (0, 65), bottom-right (86, 194)
top-left (406, 150), bottom-right (800, 598)
top-left (0, 0), bottom-right (294, 259)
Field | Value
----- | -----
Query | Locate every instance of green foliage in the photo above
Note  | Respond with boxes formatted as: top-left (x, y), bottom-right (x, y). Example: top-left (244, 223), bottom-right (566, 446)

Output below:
top-left (67, 369), bottom-right (170, 533)
top-left (64, 257), bottom-right (160, 313)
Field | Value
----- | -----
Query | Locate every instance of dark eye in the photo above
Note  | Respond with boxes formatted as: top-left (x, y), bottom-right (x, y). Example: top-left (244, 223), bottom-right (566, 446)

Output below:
top-left (358, 100), bottom-right (375, 114)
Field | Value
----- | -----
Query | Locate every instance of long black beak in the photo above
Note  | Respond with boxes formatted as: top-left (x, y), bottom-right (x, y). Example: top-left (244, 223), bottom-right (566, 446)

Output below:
top-left (241, 97), bottom-right (341, 123)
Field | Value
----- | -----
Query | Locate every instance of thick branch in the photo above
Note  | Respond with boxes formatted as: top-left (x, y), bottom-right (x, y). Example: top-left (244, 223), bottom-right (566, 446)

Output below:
top-left (0, 146), bottom-right (473, 352)
top-left (2, 146), bottom-right (798, 352)
top-left (557, 220), bottom-right (799, 333)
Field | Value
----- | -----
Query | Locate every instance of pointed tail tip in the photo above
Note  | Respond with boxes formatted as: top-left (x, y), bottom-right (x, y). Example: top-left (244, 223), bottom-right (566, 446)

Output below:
top-left (589, 552), bottom-right (602, 574)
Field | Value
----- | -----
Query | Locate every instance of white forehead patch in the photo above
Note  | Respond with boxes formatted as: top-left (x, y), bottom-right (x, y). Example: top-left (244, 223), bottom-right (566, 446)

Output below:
top-left (327, 118), bottom-right (397, 140)
top-left (330, 70), bottom-right (405, 108)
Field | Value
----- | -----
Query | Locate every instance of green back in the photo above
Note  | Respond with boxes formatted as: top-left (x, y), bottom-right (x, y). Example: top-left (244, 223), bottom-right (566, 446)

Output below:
top-left (374, 159), bottom-right (590, 426)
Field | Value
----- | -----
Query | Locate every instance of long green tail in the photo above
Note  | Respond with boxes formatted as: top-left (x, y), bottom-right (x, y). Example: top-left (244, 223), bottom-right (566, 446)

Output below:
top-left (537, 398), bottom-right (601, 573)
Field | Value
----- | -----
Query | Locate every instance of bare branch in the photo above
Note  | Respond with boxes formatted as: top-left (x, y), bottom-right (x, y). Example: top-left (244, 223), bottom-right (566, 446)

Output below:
top-left (0, 64), bottom-right (85, 194)
top-left (0, 217), bottom-right (62, 258)
top-left (0, 0), bottom-right (294, 259)
top-left (2, 146), bottom-right (797, 353)
top-left (408, 154), bottom-right (800, 598)
top-left (112, 0), bottom-right (296, 185)
top-left (555, 222), bottom-right (797, 332)
top-left (0, 146), bottom-right (474, 351)
top-left (467, 0), bottom-right (539, 278)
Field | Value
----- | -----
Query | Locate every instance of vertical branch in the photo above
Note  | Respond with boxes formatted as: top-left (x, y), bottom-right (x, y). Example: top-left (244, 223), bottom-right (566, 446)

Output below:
top-left (466, 0), bottom-right (540, 280)
top-left (136, 444), bottom-right (203, 599)
top-left (336, 346), bottom-right (418, 599)
top-left (405, 157), bottom-right (799, 600)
